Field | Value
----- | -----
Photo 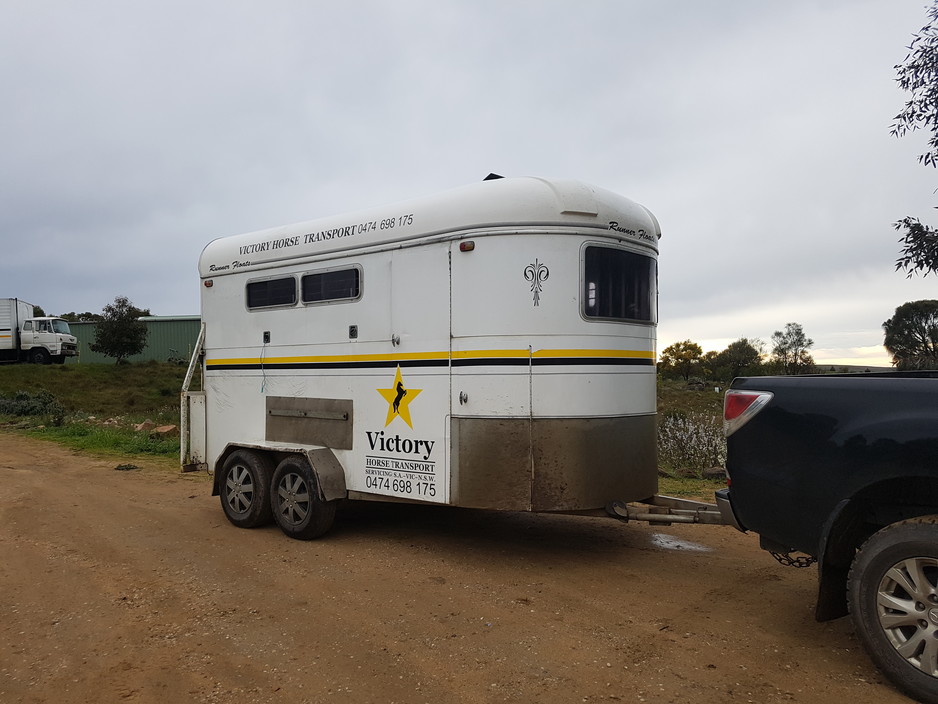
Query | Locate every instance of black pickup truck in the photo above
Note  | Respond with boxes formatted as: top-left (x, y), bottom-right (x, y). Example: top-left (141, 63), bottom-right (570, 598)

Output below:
top-left (717, 371), bottom-right (938, 703)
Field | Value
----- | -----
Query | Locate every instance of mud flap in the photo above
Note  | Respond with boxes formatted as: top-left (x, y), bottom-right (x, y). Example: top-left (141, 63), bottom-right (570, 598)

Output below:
top-left (304, 447), bottom-right (347, 502)
top-left (815, 499), bottom-right (859, 621)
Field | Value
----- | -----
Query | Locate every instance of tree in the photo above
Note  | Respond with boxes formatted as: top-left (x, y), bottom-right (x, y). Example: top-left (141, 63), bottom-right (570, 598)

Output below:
top-left (771, 323), bottom-right (815, 375)
top-left (883, 299), bottom-right (938, 369)
top-left (659, 340), bottom-right (703, 381)
top-left (699, 350), bottom-right (720, 380)
top-left (89, 296), bottom-right (150, 363)
top-left (892, 2), bottom-right (938, 276)
top-left (713, 338), bottom-right (764, 380)
top-left (59, 311), bottom-right (103, 322)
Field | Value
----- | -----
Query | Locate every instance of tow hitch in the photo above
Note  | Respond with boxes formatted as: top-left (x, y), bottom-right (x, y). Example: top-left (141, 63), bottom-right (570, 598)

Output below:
top-left (607, 495), bottom-right (729, 526)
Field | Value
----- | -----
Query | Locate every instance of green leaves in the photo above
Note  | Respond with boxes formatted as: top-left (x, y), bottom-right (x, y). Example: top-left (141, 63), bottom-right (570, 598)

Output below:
top-left (891, 5), bottom-right (938, 166)
top-left (892, 3), bottom-right (938, 275)
top-left (894, 216), bottom-right (938, 277)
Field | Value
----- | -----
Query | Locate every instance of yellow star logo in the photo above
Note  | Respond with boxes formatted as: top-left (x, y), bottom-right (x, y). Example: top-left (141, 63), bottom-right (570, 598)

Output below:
top-left (376, 366), bottom-right (422, 428)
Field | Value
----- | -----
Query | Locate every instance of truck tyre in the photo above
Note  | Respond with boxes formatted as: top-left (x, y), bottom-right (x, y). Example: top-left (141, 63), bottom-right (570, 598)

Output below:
top-left (848, 517), bottom-right (938, 704)
top-left (219, 450), bottom-right (274, 529)
top-left (30, 348), bottom-right (51, 364)
top-left (271, 455), bottom-right (336, 540)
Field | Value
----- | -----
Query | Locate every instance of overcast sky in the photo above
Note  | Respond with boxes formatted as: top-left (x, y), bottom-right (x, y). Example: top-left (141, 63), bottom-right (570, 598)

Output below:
top-left (2, 0), bottom-right (936, 366)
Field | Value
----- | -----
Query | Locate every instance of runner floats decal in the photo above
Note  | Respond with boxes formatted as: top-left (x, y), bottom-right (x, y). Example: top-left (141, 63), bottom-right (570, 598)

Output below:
top-left (364, 366), bottom-right (439, 499)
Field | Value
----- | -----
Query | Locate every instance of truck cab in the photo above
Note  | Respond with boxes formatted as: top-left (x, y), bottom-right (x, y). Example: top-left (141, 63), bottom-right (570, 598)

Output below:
top-left (20, 317), bottom-right (78, 364)
top-left (1, 299), bottom-right (78, 364)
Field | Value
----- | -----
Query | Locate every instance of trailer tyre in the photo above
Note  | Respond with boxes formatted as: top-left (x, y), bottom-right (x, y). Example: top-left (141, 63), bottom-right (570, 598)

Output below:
top-left (848, 517), bottom-right (938, 704)
top-left (271, 456), bottom-right (336, 540)
top-left (219, 450), bottom-right (274, 529)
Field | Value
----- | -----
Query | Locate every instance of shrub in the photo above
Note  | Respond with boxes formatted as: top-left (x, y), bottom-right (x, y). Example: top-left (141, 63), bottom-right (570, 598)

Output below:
top-left (658, 411), bottom-right (726, 478)
top-left (0, 390), bottom-right (67, 426)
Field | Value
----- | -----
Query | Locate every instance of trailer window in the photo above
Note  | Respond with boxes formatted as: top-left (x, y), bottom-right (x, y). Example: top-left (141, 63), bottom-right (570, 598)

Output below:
top-left (246, 277), bottom-right (297, 309)
top-left (583, 247), bottom-right (656, 323)
top-left (302, 268), bottom-right (360, 304)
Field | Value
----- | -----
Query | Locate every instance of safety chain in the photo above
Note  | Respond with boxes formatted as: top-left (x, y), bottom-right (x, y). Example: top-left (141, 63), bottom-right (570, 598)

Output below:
top-left (770, 551), bottom-right (818, 568)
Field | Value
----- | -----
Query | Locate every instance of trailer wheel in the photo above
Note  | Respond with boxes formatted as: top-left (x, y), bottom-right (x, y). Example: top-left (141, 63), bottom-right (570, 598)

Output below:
top-left (219, 450), bottom-right (274, 528)
top-left (848, 517), bottom-right (938, 704)
top-left (271, 456), bottom-right (336, 540)
top-left (30, 348), bottom-right (51, 364)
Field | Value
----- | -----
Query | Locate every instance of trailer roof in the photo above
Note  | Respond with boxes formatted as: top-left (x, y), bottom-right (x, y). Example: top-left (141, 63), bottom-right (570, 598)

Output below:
top-left (198, 177), bottom-right (660, 278)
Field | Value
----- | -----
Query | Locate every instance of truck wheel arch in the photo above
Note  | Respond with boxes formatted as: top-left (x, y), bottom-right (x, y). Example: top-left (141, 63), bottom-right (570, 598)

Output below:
top-left (816, 477), bottom-right (938, 622)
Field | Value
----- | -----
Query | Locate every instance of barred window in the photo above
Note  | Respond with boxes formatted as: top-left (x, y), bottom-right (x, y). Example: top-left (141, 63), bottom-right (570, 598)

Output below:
top-left (583, 246), bottom-right (656, 322)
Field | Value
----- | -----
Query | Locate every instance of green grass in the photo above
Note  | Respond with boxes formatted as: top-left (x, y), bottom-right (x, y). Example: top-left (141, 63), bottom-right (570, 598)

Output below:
top-left (23, 421), bottom-right (181, 455)
top-left (657, 475), bottom-right (726, 503)
top-left (0, 361), bottom-right (191, 456)
top-left (656, 377), bottom-right (724, 416)
top-left (0, 361), bottom-right (189, 423)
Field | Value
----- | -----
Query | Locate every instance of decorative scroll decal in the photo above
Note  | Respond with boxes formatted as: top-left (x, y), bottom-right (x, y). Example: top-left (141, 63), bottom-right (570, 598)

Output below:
top-left (524, 259), bottom-right (550, 307)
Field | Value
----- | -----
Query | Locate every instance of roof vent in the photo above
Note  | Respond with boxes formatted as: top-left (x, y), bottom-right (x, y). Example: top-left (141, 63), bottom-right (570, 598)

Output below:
top-left (483, 173), bottom-right (504, 181)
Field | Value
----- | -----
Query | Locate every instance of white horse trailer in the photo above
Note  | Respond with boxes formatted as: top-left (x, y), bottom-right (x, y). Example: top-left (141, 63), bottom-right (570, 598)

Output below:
top-left (182, 176), bottom-right (664, 539)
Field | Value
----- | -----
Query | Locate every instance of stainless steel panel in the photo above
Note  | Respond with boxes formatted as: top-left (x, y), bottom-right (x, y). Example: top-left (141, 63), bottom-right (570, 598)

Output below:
top-left (450, 415), bottom-right (657, 511)
top-left (266, 396), bottom-right (353, 449)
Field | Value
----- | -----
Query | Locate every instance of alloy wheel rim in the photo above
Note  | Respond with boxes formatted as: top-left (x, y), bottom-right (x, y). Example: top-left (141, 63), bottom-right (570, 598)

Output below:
top-left (277, 472), bottom-right (310, 526)
top-left (876, 556), bottom-right (938, 676)
top-left (225, 465), bottom-right (254, 515)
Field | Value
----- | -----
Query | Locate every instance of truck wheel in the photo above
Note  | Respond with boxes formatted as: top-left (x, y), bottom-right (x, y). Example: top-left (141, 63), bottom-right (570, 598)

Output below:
top-left (30, 348), bottom-right (51, 364)
top-left (219, 450), bottom-right (274, 528)
top-left (271, 456), bottom-right (336, 540)
top-left (848, 517), bottom-right (938, 704)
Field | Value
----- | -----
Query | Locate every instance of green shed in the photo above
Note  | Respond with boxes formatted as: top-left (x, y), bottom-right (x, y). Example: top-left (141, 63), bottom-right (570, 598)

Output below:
top-left (67, 316), bottom-right (202, 364)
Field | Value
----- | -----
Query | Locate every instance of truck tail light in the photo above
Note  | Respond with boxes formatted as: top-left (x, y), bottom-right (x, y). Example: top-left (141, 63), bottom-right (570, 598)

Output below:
top-left (723, 390), bottom-right (774, 437)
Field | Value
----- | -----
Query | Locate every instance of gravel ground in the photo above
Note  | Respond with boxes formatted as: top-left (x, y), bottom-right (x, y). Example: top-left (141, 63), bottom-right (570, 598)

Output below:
top-left (0, 432), bottom-right (912, 704)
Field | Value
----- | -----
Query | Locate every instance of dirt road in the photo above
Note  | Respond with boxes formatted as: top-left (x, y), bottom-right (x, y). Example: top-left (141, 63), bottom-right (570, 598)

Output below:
top-left (0, 432), bottom-right (911, 704)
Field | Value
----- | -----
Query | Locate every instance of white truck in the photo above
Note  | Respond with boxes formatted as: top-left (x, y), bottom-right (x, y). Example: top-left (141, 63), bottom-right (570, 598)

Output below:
top-left (0, 298), bottom-right (78, 365)
top-left (182, 176), bottom-right (674, 539)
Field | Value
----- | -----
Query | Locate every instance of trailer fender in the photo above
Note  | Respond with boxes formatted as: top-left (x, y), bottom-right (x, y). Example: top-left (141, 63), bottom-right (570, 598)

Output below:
top-left (211, 444), bottom-right (348, 502)
top-left (303, 448), bottom-right (347, 502)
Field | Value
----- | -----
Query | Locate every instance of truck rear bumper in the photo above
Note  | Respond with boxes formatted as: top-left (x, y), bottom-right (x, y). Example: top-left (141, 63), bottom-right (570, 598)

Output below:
top-left (715, 488), bottom-right (744, 531)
